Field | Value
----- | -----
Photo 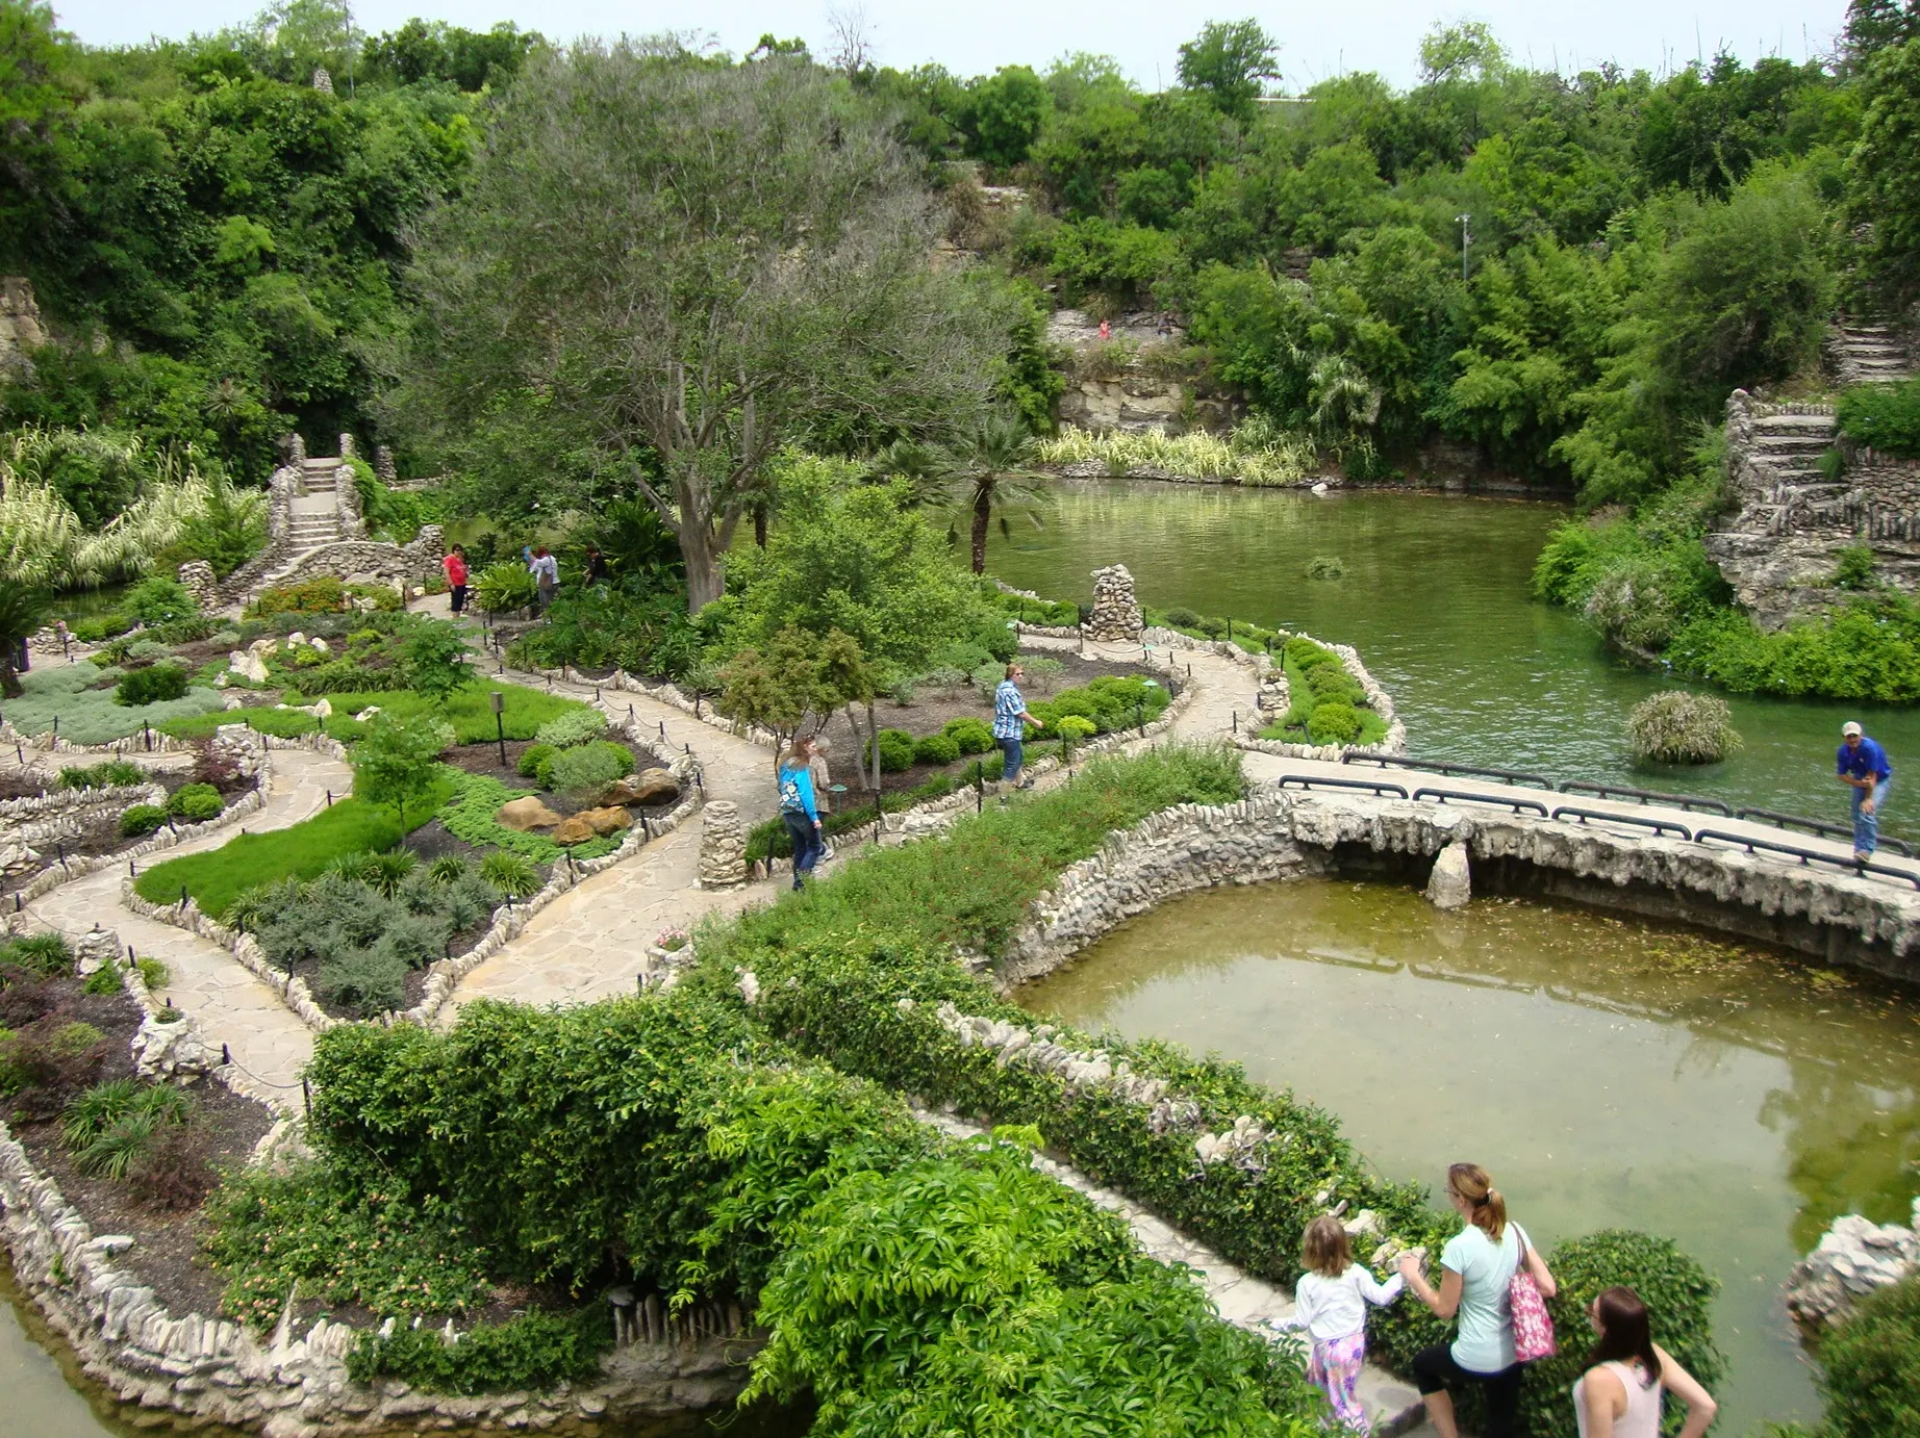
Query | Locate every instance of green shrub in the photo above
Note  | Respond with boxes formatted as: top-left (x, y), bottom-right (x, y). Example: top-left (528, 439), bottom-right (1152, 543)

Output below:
top-left (517, 743), bottom-right (556, 780)
top-left (59, 759), bottom-right (146, 790)
top-left (83, 961), bottom-right (126, 994)
top-left (1516, 1231), bottom-right (1724, 1438)
top-left (1818, 446), bottom-right (1848, 483)
top-left (869, 728), bottom-right (917, 772)
top-left (114, 663), bottom-right (189, 706)
top-left (1833, 543), bottom-right (1877, 590)
top-left (935, 718), bottom-right (989, 757)
top-left (1029, 674), bottom-right (1171, 736)
top-left (319, 684), bottom-right (588, 746)
top-left (473, 562), bottom-right (538, 615)
top-left (1161, 606), bottom-right (1202, 628)
top-left (67, 1083), bottom-right (190, 1180)
top-left (1816, 1274), bottom-right (1920, 1438)
top-left (1055, 714), bottom-right (1097, 742)
top-left (250, 578), bottom-right (347, 617)
top-left (166, 782), bottom-right (223, 821)
top-left (0, 933), bottom-right (73, 979)
top-left (135, 956), bottom-right (169, 989)
top-left (155, 615), bottom-right (220, 644)
top-left (347, 1307), bottom-right (613, 1395)
top-left (912, 732), bottom-right (962, 766)
top-left (119, 804), bottom-right (168, 837)
top-left (1626, 690), bottom-right (1742, 764)
top-left (1284, 637), bottom-right (1338, 669)
top-left (1838, 380), bottom-right (1920, 458)
top-left (316, 948), bottom-right (408, 1017)
top-left (70, 613), bottom-right (132, 643)
top-left (533, 708), bottom-right (608, 748)
top-left (479, 851), bottom-right (542, 898)
top-left (1303, 663), bottom-right (1365, 707)
top-left (1306, 702), bottom-right (1363, 745)
top-left (121, 637), bottom-right (172, 664)
top-left (124, 576), bottom-right (198, 625)
top-left (546, 740), bottom-right (634, 795)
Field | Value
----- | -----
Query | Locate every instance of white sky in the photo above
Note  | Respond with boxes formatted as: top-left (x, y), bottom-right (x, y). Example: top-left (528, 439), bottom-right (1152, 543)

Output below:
top-left (53, 0), bottom-right (1853, 90)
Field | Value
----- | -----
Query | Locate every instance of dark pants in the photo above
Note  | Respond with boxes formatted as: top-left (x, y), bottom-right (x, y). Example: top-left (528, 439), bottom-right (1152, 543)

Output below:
top-left (1412, 1345), bottom-right (1522, 1438)
top-left (782, 811), bottom-right (822, 889)
top-left (998, 735), bottom-right (1025, 784)
top-left (449, 584), bottom-right (468, 614)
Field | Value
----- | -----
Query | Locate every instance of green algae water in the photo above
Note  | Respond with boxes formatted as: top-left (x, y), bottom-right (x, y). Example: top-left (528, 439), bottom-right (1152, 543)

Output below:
top-left (1020, 879), bottom-right (1920, 1435)
top-left (987, 481), bottom-right (1920, 839)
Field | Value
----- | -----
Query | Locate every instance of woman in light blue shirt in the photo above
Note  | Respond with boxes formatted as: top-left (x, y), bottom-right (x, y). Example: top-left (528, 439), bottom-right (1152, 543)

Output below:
top-left (777, 735), bottom-right (823, 890)
top-left (1397, 1162), bottom-right (1558, 1438)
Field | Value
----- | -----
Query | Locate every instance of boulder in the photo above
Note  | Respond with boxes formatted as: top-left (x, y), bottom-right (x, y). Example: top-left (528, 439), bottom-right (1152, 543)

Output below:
top-left (1425, 842), bottom-right (1471, 910)
top-left (228, 649), bottom-right (270, 685)
top-left (496, 796), bottom-right (563, 831)
top-left (577, 805), bottom-right (632, 836)
top-left (606, 769), bottom-right (680, 806)
top-left (551, 815), bottom-right (597, 845)
top-left (285, 632), bottom-right (307, 649)
top-left (310, 636), bottom-right (329, 654)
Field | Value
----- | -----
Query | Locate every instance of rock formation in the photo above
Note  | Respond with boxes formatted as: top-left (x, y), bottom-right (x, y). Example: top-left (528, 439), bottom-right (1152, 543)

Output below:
top-left (1785, 1202), bottom-right (1920, 1327)
top-left (1424, 842), bottom-right (1471, 910)
top-left (698, 800), bottom-right (748, 890)
top-left (1084, 564), bottom-right (1143, 642)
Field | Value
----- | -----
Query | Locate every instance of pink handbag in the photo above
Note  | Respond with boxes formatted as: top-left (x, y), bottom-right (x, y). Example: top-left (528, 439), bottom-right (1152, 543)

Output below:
top-left (1509, 1228), bottom-right (1557, 1363)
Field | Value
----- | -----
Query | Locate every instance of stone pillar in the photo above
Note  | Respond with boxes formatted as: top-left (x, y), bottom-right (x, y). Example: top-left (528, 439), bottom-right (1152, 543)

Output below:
top-left (176, 560), bottom-right (217, 612)
top-left (1084, 564), bottom-right (1143, 642)
top-left (698, 801), bottom-right (748, 890)
top-left (287, 433), bottom-right (306, 466)
top-left (73, 927), bottom-right (121, 976)
top-left (374, 445), bottom-right (398, 485)
top-left (311, 66), bottom-right (333, 93)
top-left (338, 432), bottom-right (356, 461)
top-left (1424, 842), bottom-right (1471, 910)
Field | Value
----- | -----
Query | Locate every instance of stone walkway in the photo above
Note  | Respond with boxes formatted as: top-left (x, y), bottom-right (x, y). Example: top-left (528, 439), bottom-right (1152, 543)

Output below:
top-left (20, 747), bottom-right (350, 1102)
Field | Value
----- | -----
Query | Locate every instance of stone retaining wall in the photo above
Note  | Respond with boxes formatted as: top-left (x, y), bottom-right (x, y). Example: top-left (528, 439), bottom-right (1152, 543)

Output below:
top-left (254, 533), bottom-right (444, 593)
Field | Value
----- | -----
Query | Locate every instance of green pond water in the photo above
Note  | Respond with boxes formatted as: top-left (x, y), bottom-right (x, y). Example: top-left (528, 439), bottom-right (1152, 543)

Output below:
top-left (986, 480), bottom-right (1920, 840)
top-left (1020, 879), bottom-right (1920, 1435)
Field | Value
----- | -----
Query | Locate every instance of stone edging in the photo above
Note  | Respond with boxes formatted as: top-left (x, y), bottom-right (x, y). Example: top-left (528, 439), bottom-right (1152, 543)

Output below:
top-left (121, 720), bottom-right (702, 1034)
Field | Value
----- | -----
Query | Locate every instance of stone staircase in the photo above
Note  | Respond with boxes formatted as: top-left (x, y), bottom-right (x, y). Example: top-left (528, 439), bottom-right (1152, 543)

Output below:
top-left (1828, 317), bottom-right (1915, 386)
top-left (259, 456), bottom-right (350, 588)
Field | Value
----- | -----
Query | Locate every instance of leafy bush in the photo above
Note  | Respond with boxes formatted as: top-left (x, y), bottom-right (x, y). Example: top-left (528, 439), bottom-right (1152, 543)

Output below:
top-left (1833, 543), bottom-right (1878, 590)
top-left (1517, 1231), bottom-right (1724, 1438)
top-left (1306, 702), bottom-right (1363, 745)
top-left (316, 948), bottom-right (408, 1017)
top-left (1626, 690), bottom-right (1742, 764)
top-left (473, 562), bottom-right (537, 615)
top-left (166, 782), bottom-right (223, 821)
top-left (942, 716), bottom-right (996, 755)
top-left (1305, 555), bottom-right (1346, 579)
top-left (347, 1307), bottom-right (613, 1395)
top-left (0, 1019), bottom-right (106, 1109)
top-left (135, 957), bottom-right (169, 989)
top-left (59, 759), bottom-right (146, 789)
top-left (120, 637), bottom-right (172, 664)
top-left (517, 743), bottom-right (556, 780)
top-left (479, 851), bottom-right (542, 898)
top-left (124, 576), bottom-right (198, 625)
top-left (0, 933), bottom-right (73, 980)
top-left (912, 732), bottom-right (962, 765)
top-left (546, 740), bottom-right (634, 795)
top-left (119, 804), bottom-right (168, 837)
top-left (1815, 1274), bottom-right (1920, 1438)
top-left (250, 577), bottom-right (349, 617)
top-left (1029, 674), bottom-right (1171, 735)
top-left (1055, 714), bottom-right (1097, 741)
top-left (70, 614), bottom-right (132, 643)
top-left (532, 707), bottom-right (609, 748)
top-left (1838, 379), bottom-right (1920, 458)
top-left (869, 728), bottom-right (917, 773)
top-left (114, 663), bottom-right (189, 706)
top-left (83, 961), bottom-right (124, 994)
top-left (66, 1082), bottom-right (191, 1180)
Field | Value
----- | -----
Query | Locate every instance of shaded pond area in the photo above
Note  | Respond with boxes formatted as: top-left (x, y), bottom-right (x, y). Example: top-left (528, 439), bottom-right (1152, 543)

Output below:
top-left (1019, 878), bottom-right (1920, 1435)
top-left (987, 480), bottom-right (1920, 840)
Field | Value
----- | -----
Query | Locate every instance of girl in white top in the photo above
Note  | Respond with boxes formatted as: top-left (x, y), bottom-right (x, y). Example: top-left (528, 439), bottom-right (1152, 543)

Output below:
top-left (1574, 1286), bottom-right (1718, 1438)
top-left (1274, 1216), bottom-right (1404, 1433)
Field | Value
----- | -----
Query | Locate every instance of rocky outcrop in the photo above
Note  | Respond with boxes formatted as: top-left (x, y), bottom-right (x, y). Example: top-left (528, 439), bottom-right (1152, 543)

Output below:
top-left (1785, 1201), bottom-right (1920, 1327)
top-left (699, 800), bottom-right (749, 890)
top-left (1047, 308), bottom-right (1239, 436)
top-left (1425, 841), bottom-right (1471, 909)
top-left (1084, 564), bottom-right (1144, 642)
top-left (0, 275), bottom-right (46, 374)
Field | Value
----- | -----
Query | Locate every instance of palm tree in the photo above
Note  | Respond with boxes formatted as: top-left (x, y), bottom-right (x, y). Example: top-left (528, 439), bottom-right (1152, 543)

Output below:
top-left (941, 413), bottom-right (1050, 575)
top-left (0, 584), bottom-right (48, 699)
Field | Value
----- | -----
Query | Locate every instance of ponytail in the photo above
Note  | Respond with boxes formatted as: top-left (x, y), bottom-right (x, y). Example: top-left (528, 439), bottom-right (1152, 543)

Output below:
top-left (1447, 1162), bottom-right (1508, 1243)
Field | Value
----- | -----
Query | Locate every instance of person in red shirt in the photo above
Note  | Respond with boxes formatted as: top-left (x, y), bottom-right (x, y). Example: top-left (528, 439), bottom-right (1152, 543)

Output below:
top-left (443, 544), bottom-right (469, 614)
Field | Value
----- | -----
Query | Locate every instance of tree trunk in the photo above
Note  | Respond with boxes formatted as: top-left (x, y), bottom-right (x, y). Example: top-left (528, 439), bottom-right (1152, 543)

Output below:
top-left (970, 483), bottom-right (992, 575)
top-left (0, 658), bottom-right (19, 700)
top-left (754, 502), bottom-right (769, 548)
top-left (681, 522), bottom-right (726, 614)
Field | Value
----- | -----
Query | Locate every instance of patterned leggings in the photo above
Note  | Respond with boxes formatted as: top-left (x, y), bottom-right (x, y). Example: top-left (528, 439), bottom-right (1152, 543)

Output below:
top-left (1308, 1330), bottom-right (1371, 1433)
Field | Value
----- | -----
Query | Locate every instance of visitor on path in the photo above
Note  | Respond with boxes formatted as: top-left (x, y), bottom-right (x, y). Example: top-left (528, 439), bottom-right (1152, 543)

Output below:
top-left (585, 544), bottom-right (609, 586)
top-left (809, 735), bottom-right (836, 862)
top-left (527, 545), bottom-right (559, 613)
top-left (778, 735), bottom-right (824, 890)
top-left (1098, 318), bottom-right (1111, 340)
top-left (1572, 1286), bottom-right (1718, 1438)
top-left (443, 544), bottom-right (469, 615)
top-left (1272, 1215), bottom-right (1404, 1434)
top-left (1837, 721), bottom-right (1892, 862)
top-left (1397, 1163), bottom-right (1558, 1438)
top-left (993, 663), bottom-right (1045, 790)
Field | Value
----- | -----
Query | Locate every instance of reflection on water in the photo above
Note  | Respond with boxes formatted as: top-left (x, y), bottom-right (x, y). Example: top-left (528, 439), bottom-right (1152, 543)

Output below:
top-left (987, 481), bottom-right (1920, 837)
top-left (1019, 879), bottom-right (1920, 1435)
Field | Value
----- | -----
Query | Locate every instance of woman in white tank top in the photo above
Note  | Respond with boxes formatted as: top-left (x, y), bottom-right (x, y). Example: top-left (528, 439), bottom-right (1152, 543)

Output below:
top-left (1573, 1287), bottom-right (1719, 1438)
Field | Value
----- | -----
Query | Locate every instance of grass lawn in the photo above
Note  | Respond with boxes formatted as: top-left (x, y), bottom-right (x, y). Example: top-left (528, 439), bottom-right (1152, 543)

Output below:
top-left (161, 704), bottom-right (328, 741)
top-left (320, 684), bottom-right (588, 744)
top-left (134, 771), bottom-right (457, 919)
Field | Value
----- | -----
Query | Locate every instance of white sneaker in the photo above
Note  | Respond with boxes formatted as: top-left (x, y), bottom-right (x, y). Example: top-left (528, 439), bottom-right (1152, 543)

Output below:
top-left (821, 845), bottom-right (837, 861)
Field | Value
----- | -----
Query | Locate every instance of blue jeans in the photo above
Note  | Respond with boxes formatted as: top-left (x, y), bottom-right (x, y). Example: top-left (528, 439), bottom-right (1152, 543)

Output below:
top-left (782, 811), bottom-right (822, 889)
top-left (1852, 779), bottom-right (1890, 857)
top-left (998, 735), bottom-right (1025, 783)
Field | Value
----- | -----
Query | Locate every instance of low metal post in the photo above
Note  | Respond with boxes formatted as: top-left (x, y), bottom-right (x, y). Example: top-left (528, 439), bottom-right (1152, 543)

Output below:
top-left (490, 690), bottom-right (507, 768)
top-left (221, 1043), bottom-right (231, 1066)
top-left (325, 789), bottom-right (332, 807)
top-left (302, 1078), bottom-right (311, 1121)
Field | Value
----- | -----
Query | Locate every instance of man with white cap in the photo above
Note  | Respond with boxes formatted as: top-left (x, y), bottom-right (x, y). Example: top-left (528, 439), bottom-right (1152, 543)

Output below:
top-left (1837, 721), bottom-right (1893, 862)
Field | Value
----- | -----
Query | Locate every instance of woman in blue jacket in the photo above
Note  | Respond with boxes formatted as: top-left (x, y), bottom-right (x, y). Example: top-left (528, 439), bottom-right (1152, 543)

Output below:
top-left (778, 736), bottom-right (824, 890)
